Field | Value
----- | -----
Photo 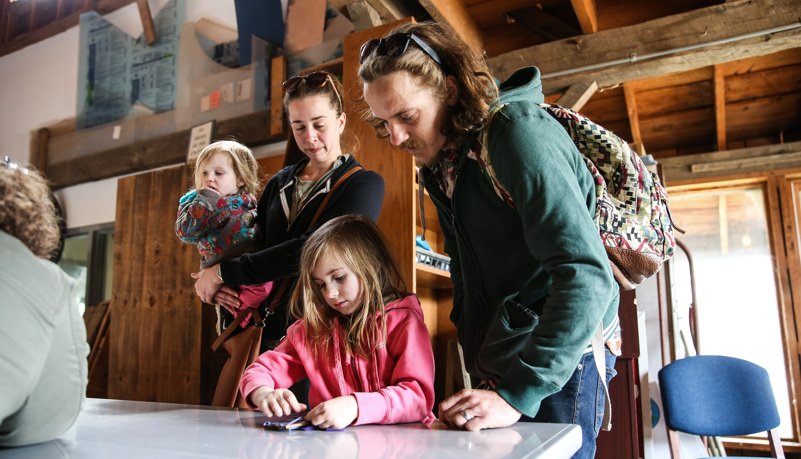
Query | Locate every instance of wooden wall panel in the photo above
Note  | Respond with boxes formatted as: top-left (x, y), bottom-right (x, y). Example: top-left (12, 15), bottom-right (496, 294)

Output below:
top-left (342, 19), bottom-right (416, 288)
top-left (108, 155), bottom-right (287, 404)
top-left (109, 164), bottom-right (204, 403)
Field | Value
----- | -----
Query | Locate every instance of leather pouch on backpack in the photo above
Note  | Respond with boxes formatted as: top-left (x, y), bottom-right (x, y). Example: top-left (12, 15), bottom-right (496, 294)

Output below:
top-left (478, 294), bottom-right (540, 376)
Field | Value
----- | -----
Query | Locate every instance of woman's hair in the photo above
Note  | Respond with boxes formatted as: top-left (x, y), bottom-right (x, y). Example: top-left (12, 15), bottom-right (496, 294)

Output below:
top-left (283, 71), bottom-right (345, 116)
top-left (0, 162), bottom-right (60, 259)
top-left (283, 71), bottom-right (359, 155)
top-left (192, 140), bottom-right (261, 196)
top-left (291, 214), bottom-right (407, 358)
top-left (358, 21), bottom-right (498, 141)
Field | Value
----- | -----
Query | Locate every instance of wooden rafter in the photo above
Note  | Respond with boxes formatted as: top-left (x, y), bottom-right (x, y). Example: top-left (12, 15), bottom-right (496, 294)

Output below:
top-left (623, 83), bottom-right (642, 147)
top-left (417, 0), bottom-right (483, 53)
top-left (365, 0), bottom-right (407, 22)
top-left (506, 6), bottom-right (581, 42)
top-left (0, 0), bottom-right (135, 58)
top-left (714, 64), bottom-right (727, 151)
top-left (570, 0), bottom-right (598, 34)
top-left (347, 0), bottom-right (383, 31)
top-left (659, 140), bottom-right (801, 184)
top-left (136, 0), bottom-right (157, 46)
top-left (487, 0), bottom-right (801, 94)
top-left (556, 80), bottom-right (598, 111)
top-left (327, 0), bottom-right (359, 10)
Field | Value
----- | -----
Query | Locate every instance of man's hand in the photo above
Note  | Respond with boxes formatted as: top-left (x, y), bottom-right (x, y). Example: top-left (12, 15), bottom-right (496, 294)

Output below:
top-left (306, 395), bottom-right (358, 430)
top-left (251, 387), bottom-right (307, 417)
top-left (438, 389), bottom-right (522, 431)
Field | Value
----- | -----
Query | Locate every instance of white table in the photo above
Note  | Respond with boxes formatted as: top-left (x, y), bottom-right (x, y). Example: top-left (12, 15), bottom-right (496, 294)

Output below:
top-left (0, 398), bottom-right (581, 458)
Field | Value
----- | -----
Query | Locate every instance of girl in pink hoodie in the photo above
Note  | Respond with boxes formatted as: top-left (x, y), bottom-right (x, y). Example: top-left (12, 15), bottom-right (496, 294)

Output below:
top-left (239, 214), bottom-right (436, 429)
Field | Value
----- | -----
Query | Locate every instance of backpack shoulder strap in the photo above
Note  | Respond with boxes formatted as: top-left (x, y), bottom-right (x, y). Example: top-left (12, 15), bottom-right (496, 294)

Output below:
top-left (478, 105), bottom-right (515, 208)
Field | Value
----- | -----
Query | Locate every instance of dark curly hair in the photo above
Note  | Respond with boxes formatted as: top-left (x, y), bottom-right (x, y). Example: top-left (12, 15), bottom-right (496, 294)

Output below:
top-left (357, 21), bottom-right (498, 141)
top-left (0, 163), bottom-right (60, 259)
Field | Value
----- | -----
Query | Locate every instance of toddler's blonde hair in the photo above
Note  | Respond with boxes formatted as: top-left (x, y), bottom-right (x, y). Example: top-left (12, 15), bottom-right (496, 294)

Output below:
top-left (193, 140), bottom-right (261, 196)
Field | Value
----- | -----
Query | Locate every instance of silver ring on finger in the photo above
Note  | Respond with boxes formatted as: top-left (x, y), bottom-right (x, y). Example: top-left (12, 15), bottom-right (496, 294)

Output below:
top-left (461, 410), bottom-right (474, 422)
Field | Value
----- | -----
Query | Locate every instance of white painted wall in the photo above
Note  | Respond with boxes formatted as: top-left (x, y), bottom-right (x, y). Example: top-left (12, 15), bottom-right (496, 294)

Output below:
top-left (0, 0), bottom-right (241, 229)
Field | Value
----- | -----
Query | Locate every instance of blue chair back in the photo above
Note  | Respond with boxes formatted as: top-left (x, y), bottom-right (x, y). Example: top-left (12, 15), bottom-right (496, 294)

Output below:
top-left (658, 355), bottom-right (781, 437)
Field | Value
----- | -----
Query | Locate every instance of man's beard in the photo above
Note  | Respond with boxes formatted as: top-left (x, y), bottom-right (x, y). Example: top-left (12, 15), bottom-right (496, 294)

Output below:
top-left (399, 140), bottom-right (442, 168)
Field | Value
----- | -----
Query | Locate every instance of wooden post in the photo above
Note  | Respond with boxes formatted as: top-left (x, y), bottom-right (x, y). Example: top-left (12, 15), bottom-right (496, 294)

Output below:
top-left (33, 127), bottom-right (50, 175)
top-left (270, 56), bottom-right (287, 137)
top-left (714, 64), bottom-right (727, 151)
top-left (136, 0), bottom-right (157, 46)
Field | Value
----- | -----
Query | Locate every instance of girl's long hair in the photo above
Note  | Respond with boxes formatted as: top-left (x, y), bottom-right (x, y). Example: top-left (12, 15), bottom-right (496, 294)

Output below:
top-left (290, 214), bottom-right (407, 358)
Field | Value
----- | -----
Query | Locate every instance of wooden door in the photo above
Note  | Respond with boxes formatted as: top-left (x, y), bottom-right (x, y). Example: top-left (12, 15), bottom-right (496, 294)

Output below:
top-left (596, 289), bottom-right (643, 459)
top-left (108, 155), bottom-right (285, 404)
top-left (108, 164), bottom-right (209, 403)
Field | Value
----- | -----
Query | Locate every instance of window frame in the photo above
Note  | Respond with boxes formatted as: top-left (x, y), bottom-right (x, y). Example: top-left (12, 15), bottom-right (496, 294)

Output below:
top-left (667, 171), bottom-right (801, 446)
top-left (61, 221), bottom-right (115, 309)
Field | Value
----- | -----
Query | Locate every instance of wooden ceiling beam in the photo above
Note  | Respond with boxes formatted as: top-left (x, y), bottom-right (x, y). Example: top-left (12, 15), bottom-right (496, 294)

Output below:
top-left (506, 5), bottom-right (582, 42)
top-left (327, 0), bottom-right (360, 10)
top-left (557, 80), bottom-right (598, 111)
top-left (714, 64), bottom-right (727, 151)
top-left (570, 0), bottom-right (598, 34)
top-left (136, 0), bottom-right (157, 46)
top-left (467, 0), bottom-right (538, 29)
top-left (330, 0), bottom-right (407, 22)
top-left (487, 0), bottom-right (801, 94)
top-left (623, 83), bottom-right (643, 148)
top-left (365, 0), bottom-right (407, 22)
top-left (660, 141), bottom-right (801, 185)
top-left (417, 0), bottom-right (483, 53)
top-left (347, 0), bottom-right (384, 31)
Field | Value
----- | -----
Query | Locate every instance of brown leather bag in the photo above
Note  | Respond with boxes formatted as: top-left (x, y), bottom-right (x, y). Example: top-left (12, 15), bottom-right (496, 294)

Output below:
top-left (210, 166), bottom-right (362, 407)
top-left (211, 278), bottom-right (289, 408)
top-left (211, 307), bottom-right (265, 408)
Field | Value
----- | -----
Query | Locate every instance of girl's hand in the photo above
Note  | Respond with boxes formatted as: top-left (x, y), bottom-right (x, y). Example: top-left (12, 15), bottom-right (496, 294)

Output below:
top-left (190, 265), bottom-right (223, 304)
top-left (306, 395), bottom-right (357, 430)
top-left (251, 387), bottom-right (307, 417)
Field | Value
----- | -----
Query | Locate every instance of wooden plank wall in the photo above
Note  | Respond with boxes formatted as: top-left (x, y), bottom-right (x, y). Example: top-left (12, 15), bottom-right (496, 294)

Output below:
top-left (342, 19), bottom-right (415, 288)
top-left (108, 155), bottom-right (286, 404)
top-left (108, 164), bottom-right (202, 403)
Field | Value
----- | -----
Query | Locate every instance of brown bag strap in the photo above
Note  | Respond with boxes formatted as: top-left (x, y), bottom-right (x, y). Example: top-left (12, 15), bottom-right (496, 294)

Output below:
top-left (212, 166), bottom-right (363, 351)
top-left (211, 277), bottom-right (291, 351)
top-left (309, 166), bottom-right (362, 228)
top-left (212, 307), bottom-right (263, 352)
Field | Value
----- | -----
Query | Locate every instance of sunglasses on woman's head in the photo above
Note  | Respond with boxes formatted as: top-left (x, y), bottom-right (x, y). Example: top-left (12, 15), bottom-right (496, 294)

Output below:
top-left (359, 33), bottom-right (442, 66)
top-left (282, 72), bottom-right (342, 109)
top-left (2, 156), bottom-right (29, 175)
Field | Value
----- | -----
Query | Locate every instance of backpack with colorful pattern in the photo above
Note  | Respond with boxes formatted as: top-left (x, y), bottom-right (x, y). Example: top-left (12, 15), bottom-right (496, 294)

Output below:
top-left (477, 103), bottom-right (682, 290)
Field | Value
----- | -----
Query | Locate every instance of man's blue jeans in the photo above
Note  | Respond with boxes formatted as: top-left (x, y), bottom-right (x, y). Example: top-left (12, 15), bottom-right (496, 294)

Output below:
top-left (529, 349), bottom-right (617, 459)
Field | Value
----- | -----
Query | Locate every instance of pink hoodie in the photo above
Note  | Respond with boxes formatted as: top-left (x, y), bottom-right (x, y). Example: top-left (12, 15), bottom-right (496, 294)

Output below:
top-left (239, 294), bottom-right (436, 426)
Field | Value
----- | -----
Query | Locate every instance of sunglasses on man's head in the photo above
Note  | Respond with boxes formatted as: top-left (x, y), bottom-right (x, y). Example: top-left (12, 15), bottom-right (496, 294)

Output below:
top-left (282, 72), bottom-right (342, 110)
top-left (359, 33), bottom-right (442, 66)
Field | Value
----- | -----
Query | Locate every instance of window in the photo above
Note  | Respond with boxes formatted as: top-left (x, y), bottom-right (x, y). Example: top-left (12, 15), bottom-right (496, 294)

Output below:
top-left (57, 223), bottom-right (114, 314)
top-left (668, 183), bottom-right (793, 438)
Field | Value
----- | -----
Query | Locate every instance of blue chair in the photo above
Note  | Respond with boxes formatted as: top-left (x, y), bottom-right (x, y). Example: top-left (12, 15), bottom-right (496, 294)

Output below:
top-left (658, 355), bottom-right (784, 459)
